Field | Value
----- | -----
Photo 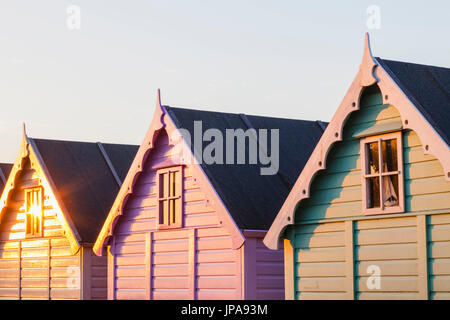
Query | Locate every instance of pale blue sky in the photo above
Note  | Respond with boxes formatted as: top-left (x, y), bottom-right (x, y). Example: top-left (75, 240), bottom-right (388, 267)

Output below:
top-left (0, 0), bottom-right (449, 162)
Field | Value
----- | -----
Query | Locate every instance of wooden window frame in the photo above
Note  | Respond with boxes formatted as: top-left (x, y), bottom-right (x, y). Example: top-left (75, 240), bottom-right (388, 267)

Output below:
top-left (360, 131), bottom-right (404, 216)
top-left (24, 186), bottom-right (44, 238)
top-left (156, 166), bottom-right (183, 230)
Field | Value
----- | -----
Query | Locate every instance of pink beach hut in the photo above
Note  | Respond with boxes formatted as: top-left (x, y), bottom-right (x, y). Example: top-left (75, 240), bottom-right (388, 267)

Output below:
top-left (94, 92), bottom-right (326, 300)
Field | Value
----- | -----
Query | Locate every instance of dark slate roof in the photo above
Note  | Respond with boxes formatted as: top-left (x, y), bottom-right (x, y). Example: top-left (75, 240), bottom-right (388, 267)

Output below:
top-left (31, 138), bottom-right (139, 243)
top-left (0, 163), bottom-right (13, 193)
top-left (376, 58), bottom-right (450, 147)
top-left (165, 106), bottom-right (326, 230)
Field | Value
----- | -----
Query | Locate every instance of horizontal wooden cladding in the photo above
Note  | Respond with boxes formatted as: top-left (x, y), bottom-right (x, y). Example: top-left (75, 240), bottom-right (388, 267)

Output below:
top-left (115, 211), bottom-right (218, 234)
top-left (196, 289), bottom-right (238, 300)
top-left (296, 247), bottom-right (345, 263)
top-left (311, 170), bottom-right (361, 191)
top-left (296, 291), bottom-right (348, 300)
top-left (428, 214), bottom-right (450, 298)
top-left (429, 276), bottom-right (450, 292)
top-left (405, 160), bottom-right (445, 180)
top-left (0, 288), bottom-right (80, 300)
top-left (115, 228), bottom-right (230, 244)
top-left (297, 277), bottom-right (347, 293)
top-left (356, 260), bottom-right (418, 276)
top-left (356, 276), bottom-right (418, 292)
top-left (429, 214), bottom-right (450, 225)
top-left (355, 227), bottom-right (416, 245)
top-left (0, 247), bottom-right (73, 259)
top-left (116, 278), bottom-right (147, 290)
top-left (294, 231), bottom-right (345, 249)
top-left (297, 262), bottom-right (345, 278)
top-left (355, 243), bottom-right (418, 261)
top-left (356, 292), bottom-right (419, 300)
top-left (355, 216), bottom-right (417, 230)
top-left (307, 186), bottom-right (361, 207)
top-left (406, 176), bottom-right (450, 197)
top-left (295, 222), bottom-right (345, 234)
top-left (255, 248), bottom-right (283, 263)
top-left (197, 276), bottom-right (238, 289)
top-left (429, 258), bottom-right (450, 276)
top-left (428, 242), bottom-right (450, 259)
top-left (404, 145), bottom-right (438, 164)
top-left (256, 275), bottom-right (284, 289)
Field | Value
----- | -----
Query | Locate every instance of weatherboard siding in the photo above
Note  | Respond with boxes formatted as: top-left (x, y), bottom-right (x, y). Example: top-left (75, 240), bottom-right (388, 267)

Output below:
top-left (253, 236), bottom-right (284, 300)
top-left (0, 160), bottom-right (81, 299)
top-left (289, 88), bottom-right (450, 299)
top-left (0, 158), bottom-right (107, 300)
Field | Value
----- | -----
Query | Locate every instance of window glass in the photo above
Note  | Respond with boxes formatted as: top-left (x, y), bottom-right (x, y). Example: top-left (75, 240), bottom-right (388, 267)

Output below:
top-left (382, 139), bottom-right (398, 172)
top-left (383, 175), bottom-right (399, 207)
top-left (366, 142), bottom-right (379, 174)
top-left (367, 177), bottom-right (380, 208)
top-left (157, 167), bottom-right (182, 228)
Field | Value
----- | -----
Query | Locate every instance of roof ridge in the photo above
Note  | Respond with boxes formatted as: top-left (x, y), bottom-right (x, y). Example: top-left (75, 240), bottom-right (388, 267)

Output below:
top-left (31, 137), bottom-right (138, 147)
top-left (166, 105), bottom-right (323, 123)
top-left (375, 56), bottom-right (450, 71)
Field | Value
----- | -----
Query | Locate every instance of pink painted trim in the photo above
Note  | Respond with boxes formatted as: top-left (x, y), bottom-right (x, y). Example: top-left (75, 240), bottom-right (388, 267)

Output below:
top-left (360, 132), bottom-right (405, 216)
top-left (151, 159), bottom-right (184, 170)
top-left (93, 90), bottom-right (245, 256)
top-left (264, 33), bottom-right (450, 250)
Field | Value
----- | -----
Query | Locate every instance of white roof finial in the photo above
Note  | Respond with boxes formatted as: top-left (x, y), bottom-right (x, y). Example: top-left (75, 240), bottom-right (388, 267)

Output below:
top-left (156, 88), bottom-right (162, 109)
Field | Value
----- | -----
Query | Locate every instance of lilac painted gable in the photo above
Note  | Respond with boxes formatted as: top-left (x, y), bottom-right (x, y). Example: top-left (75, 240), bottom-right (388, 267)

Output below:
top-left (109, 129), bottom-right (284, 300)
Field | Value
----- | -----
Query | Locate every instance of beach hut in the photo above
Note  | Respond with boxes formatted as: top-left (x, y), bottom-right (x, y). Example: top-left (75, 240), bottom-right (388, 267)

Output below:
top-left (0, 127), bottom-right (138, 299)
top-left (93, 93), bottom-right (326, 300)
top-left (264, 34), bottom-right (450, 300)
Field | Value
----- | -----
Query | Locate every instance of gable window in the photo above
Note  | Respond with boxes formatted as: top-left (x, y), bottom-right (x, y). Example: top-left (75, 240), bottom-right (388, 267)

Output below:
top-left (157, 166), bottom-right (183, 229)
top-left (25, 187), bottom-right (43, 237)
top-left (361, 132), bottom-right (404, 215)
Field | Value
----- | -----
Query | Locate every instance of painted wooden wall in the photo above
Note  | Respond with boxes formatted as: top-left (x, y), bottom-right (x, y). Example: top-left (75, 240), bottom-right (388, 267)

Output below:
top-left (286, 86), bottom-right (450, 300)
top-left (108, 131), bottom-right (285, 300)
top-left (242, 232), bottom-right (284, 300)
top-left (0, 157), bottom-right (107, 299)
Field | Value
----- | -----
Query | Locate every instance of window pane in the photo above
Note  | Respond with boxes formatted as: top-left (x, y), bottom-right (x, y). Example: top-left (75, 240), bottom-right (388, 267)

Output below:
top-left (367, 177), bottom-right (380, 208)
top-left (382, 139), bottom-right (398, 172)
top-left (160, 173), bottom-right (169, 198)
top-left (161, 200), bottom-right (169, 225)
top-left (383, 174), bottom-right (399, 207)
top-left (174, 170), bottom-right (180, 197)
top-left (170, 199), bottom-right (176, 224)
top-left (26, 213), bottom-right (32, 234)
top-left (366, 142), bottom-right (379, 174)
top-left (26, 192), bottom-right (31, 211)
top-left (35, 216), bottom-right (41, 235)
top-left (170, 171), bottom-right (177, 197)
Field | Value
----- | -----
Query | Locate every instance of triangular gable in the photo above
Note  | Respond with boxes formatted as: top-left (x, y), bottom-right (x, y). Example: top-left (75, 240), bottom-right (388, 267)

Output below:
top-left (0, 127), bottom-right (81, 254)
top-left (93, 91), bottom-right (245, 256)
top-left (264, 33), bottom-right (450, 250)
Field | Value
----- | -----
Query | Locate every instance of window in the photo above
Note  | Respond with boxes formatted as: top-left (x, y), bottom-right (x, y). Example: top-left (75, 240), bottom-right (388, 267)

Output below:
top-left (157, 166), bottom-right (183, 229)
top-left (25, 187), bottom-right (43, 237)
top-left (361, 132), bottom-right (404, 215)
